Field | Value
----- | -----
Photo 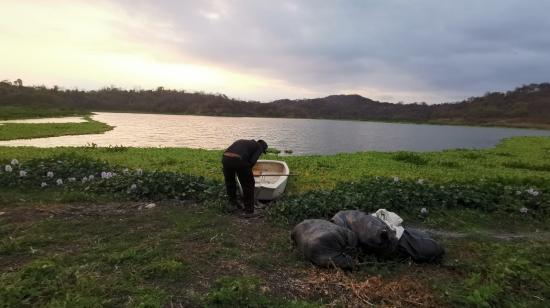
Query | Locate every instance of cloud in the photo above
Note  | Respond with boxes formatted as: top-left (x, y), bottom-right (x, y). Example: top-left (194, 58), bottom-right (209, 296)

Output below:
top-left (2, 0), bottom-right (550, 103)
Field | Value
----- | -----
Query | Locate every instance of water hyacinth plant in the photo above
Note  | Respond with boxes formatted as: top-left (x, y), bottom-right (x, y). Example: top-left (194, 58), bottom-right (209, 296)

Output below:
top-left (1, 154), bottom-right (548, 224)
top-left (526, 188), bottom-right (540, 196)
top-left (0, 155), bottom-right (223, 202)
top-left (268, 177), bottom-right (549, 224)
top-left (101, 171), bottom-right (113, 179)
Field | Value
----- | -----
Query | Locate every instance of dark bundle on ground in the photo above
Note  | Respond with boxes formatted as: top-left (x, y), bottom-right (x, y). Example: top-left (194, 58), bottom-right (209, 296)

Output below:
top-left (331, 210), bottom-right (398, 256)
top-left (291, 219), bottom-right (358, 270)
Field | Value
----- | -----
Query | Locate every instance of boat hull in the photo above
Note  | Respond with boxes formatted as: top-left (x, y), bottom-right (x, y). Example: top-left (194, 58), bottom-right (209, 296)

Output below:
top-left (236, 160), bottom-right (289, 201)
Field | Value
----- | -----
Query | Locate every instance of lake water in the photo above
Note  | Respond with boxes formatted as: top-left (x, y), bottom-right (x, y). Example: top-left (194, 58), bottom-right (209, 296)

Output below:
top-left (1, 112), bottom-right (549, 155)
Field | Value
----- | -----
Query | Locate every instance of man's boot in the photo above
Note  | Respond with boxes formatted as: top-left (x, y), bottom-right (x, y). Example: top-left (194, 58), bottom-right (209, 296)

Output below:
top-left (227, 198), bottom-right (244, 213)
top-left (240, 211), bottom-right (263, 219)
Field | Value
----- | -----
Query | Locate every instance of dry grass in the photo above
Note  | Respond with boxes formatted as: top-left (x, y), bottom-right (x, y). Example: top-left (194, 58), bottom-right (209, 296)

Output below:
top-left (294, 268), bottom-right (439, 307)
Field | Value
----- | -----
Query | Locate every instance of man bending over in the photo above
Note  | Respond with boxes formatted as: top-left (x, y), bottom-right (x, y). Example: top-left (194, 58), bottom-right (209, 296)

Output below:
top-left (222, 139), bottom-right (268, 217)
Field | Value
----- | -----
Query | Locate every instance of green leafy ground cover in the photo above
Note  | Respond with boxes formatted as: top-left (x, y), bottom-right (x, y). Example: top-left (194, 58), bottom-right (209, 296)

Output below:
top-left (1, 136), bottom-right (550, 192)
top-left (0, 155), bottom-right (220, 201)
top-left (269, 178), bottom-right (547, 225)
top-left (1, 137), bottom-right (550, 306)
top-left (0, 117), bottom-right (113, 141)
top-left (1, 153), bottom-right (547, 225)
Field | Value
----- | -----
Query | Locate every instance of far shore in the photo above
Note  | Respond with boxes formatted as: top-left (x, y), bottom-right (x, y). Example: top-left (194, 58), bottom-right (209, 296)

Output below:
top-left (84, 109), bottom-right (550, 131)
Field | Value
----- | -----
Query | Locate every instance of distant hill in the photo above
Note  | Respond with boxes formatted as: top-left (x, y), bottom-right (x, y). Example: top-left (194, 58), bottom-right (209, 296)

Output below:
top-left (430, 84), bottom-right (550, 128)
top-left (1, 80), bottom-right (549, 128)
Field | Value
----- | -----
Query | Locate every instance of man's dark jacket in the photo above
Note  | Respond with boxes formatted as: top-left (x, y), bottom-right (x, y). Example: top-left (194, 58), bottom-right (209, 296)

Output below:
top-left (224, 139), bottom-right (264, 165)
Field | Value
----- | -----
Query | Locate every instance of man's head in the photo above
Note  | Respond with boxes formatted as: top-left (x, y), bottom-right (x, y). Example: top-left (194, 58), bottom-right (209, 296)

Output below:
top-left (257, 139), bottom-right (268, 154)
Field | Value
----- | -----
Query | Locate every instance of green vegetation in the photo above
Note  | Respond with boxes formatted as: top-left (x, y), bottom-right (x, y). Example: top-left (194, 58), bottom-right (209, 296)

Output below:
top-left (440, 238), bottom-right (550, 307)
top-left (0, 105), bottom-right (90, 120)
top-left (269, 178), bottom-right (547, 225)
top-left (1, 137), bottom-right (549, 192)
top-left (0, 155), bottom-right (220, 201)
top-left (0, 117), bottom-right (113, 141)
top-left (2, 152), bottom-right (546, 225)
top-left (205, 276), bottom-right (318, 307)
top-left (1, 199), bottom-right (548, 306)
top-left (0, 203), bottom-right (320, 307)
top-left (1, 136), bottom-right (550, 306)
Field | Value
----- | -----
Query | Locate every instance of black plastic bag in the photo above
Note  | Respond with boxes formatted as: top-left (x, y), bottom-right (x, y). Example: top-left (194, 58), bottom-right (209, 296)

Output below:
top-left (398, 228), bottom-right (445, 263)
top-left (331, 210), bottom-right (397, 256)
top-left (291, 219), bottom-right (358, 269)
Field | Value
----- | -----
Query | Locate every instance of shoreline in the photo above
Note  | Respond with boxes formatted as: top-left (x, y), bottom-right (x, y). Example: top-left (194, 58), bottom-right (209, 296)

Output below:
top-left (87, 110), bottom-right (550, 131)
top-left (2, 136), bottom-right (549, 193)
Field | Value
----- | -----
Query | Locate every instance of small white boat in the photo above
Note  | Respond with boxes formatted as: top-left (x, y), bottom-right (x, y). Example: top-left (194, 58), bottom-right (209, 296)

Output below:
top-left (237, 160), bottom-right (290, 201)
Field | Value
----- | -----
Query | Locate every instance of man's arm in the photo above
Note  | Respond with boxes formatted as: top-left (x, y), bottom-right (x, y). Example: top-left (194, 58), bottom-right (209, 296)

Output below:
top-left (249, 147), bottom-right (263, 166)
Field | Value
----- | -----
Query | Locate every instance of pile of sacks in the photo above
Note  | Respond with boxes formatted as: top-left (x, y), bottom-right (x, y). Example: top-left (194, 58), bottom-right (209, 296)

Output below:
top-left (291, 209), bottom-right (444, 269)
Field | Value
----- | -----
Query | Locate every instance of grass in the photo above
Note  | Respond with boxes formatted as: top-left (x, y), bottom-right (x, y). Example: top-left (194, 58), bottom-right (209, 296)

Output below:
top-left (1, 136), bottom-right (549, 306)
top-left (1, 201), bottom-right (548, 307)
top-left (0, 117), bottom-right (113, 141)
top-left (0, 202), bottom-right (319, 307)
top-left (437, 237), bottom-right (550, 307)
top-left (0, 105), bottom-right (90, 120)
top-left (1, 136), bottom-right (549, 192)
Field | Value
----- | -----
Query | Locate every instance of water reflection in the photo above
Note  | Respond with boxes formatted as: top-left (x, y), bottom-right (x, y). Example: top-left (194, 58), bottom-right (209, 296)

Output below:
top-left (0, 112), bottom-right (549, 155)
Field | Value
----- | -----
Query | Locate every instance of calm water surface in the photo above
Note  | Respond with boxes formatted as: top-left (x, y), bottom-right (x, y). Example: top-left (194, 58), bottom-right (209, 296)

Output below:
top-left (1, 112), bottom-right (549, 155)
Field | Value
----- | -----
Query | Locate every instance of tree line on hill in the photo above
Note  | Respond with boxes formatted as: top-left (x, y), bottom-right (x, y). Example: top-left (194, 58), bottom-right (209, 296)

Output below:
top-left (1, 80), bottom-right (549, 128)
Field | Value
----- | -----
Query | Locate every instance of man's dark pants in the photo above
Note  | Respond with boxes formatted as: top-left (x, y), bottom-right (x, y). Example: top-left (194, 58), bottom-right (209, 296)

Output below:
top-left (222, 156), bottom-right (255, 213)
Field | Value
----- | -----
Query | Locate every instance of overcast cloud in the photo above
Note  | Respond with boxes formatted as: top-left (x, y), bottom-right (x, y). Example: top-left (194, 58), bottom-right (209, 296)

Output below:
top-left (3, 0), bottom-right (550, 103)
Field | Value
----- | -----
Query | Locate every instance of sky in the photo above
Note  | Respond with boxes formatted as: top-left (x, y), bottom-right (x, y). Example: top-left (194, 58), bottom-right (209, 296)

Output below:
top-left (1, 0), bottom-right (550, 104)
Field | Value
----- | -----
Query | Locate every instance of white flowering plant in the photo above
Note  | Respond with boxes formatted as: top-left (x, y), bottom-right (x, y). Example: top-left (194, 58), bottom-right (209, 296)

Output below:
top-left (0, 155), bottom-right (221, 202)
top-left (1, 156), bottom-right (547, 220)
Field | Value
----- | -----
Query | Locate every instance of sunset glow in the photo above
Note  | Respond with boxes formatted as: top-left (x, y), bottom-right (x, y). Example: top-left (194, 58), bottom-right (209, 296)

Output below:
top-left (0, 1), bottom-right (312, 100)
top-left (1, 0), bottom-right (549, 103)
